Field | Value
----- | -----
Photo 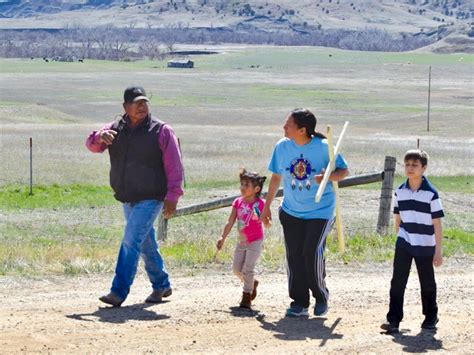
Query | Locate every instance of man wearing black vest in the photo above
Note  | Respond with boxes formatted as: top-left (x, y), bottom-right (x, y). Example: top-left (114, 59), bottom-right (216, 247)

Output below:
top-left (86, 85), bottom-right (184, 307)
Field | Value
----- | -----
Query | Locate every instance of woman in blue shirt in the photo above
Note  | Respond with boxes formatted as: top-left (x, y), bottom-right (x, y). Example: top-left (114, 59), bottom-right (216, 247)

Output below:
top-left (261, 108), bottom-right (348, 317)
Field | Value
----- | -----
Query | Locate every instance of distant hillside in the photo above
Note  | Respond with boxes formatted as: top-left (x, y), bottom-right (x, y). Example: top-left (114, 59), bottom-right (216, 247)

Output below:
top-left (0, 0), bottom-right (472, 52)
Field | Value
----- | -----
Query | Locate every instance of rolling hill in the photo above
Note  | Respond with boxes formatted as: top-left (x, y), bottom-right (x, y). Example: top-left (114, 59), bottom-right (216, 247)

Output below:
top-left (0, 0), bottom-right (472, 52)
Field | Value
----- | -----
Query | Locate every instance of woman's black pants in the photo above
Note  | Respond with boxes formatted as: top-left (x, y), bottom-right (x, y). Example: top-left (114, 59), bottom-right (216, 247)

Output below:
top-left (279, 209), bottom-right (333, 308)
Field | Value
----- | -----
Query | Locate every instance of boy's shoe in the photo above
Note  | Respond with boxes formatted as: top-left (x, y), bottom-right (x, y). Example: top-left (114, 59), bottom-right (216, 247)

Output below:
top-left (145, 288), bottom-right (172, 303)
top-left (251, 280), bottom-right (259, 301)
top-left (314, 303), bottom-right (328, 316)
top-left (239, 292), bottom-right (252, 309)
top-left (421, 317), bottom-right (439, 330)
top-left (380, 321), bottom-right (400, 333)
top-left (285, 305), bottom-right (309, 317)
top-left (99, 292), bottom-right (124, 307)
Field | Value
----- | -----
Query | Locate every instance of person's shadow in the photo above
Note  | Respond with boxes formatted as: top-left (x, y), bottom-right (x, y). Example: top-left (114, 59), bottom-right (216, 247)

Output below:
top-left (255, 312), bottom-right (343, 347)
top-left (66, 302), bottom-right (170, 324)
top-left (383, 328), bottom-right (443, 353)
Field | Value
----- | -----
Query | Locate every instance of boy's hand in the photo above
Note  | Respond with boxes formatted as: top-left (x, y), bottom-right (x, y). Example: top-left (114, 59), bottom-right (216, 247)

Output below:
top-left (216, 237), bottom-right (225, 250)
top-left (433, 251), bottom-right (443, 267)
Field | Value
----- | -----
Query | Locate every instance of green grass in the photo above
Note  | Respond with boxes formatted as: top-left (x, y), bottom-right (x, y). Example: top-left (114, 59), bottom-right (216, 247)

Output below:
top-left (1, 50), bottom-right (471, 75)
top-left (1, 46), bottom-right (472, 275)
top-left (328, 229), bottom-right (473, 263)
top-left (0, 241), bottom-right (117, 276)
top-left (196, 48), bottom-right (473, 70)
top-left (1, 225), bottom-right (471, 276)
top-left (0, 183), bottom-right (472, 275)
top-left (0, 58), bottom-right (167, 74)
top-left (350, 175), bottom-right (473, 194)
top-left (2, 177), bottom-right (469, 212)
top-left (0, 184), bottom-right (116, 210)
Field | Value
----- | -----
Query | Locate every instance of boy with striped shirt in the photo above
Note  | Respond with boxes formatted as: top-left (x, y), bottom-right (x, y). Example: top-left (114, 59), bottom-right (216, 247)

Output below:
top-left (381, 149), bottom-right (444, 333)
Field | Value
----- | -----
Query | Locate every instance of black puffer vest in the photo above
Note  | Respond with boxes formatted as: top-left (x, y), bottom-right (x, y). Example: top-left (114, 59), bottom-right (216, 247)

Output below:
top-left (108, 115), bottom-right (167, 203)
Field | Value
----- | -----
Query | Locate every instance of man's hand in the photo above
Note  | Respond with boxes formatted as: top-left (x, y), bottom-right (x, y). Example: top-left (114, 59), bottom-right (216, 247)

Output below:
top-left (98, 130), bottom-right (117, 145)
top-left (163, 199), bottom-right (178, 219)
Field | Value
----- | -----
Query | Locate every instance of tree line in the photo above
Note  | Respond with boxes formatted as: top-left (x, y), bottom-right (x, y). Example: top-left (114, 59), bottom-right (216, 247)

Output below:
top-left (0, 26), bottom-right (434, 60)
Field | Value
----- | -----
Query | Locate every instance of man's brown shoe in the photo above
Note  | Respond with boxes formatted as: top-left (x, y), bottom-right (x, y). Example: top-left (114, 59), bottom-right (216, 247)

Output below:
top-left (239, 292), bottom-right (252, 309)
top-left (145, 288), bottom-right (172, 303)
top-left (99, 292), bottom-right (124, 307)
top-left (251, 280), bottom-right (259, 301)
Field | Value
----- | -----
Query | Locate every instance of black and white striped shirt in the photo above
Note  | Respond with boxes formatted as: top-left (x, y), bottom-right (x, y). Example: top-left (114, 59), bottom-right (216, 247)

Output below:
top-left (393, 176), bottom-right (444, 256)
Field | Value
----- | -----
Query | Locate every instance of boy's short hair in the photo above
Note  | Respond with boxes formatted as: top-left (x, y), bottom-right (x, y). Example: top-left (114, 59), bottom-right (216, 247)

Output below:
top-left (404, 149), bottom-right (429, 167)
top-left (239, 168), bottom-right (267, 197)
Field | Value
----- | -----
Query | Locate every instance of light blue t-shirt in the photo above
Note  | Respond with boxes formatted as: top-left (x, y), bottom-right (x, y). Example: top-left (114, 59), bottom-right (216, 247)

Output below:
top-left (268, 136), bottom-right (348, 220)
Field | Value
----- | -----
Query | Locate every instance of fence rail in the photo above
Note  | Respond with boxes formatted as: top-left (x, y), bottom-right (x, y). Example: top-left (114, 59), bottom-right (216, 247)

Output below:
top-left (158, 156), bottom-right (396, 240)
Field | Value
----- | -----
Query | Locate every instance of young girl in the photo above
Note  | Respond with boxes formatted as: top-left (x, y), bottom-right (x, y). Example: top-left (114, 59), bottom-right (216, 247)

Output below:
top-left (216, 169), bottom-right (267, 309)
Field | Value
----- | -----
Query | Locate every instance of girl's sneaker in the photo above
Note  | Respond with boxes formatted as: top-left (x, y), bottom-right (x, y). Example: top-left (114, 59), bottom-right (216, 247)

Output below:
top-left (251, 280), bottom-right (259, 300)
top-left (285, 304), bottom-right (309, 317)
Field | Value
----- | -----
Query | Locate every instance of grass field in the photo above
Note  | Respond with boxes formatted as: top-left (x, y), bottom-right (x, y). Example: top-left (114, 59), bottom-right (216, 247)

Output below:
top-left (0, 45), bottom-right (473, 275)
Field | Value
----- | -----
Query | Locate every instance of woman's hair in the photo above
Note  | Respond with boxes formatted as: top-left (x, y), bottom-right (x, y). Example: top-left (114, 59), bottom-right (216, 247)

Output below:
top-left (404, 149), bottom-right (429, 167)
top-left (239, 168), bottom-right (267, 197)
top-left (290, 108), bottom-right (326, 139)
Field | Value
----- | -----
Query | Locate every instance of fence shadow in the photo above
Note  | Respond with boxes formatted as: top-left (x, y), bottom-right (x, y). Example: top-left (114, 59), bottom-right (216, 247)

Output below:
top-left (256, 314), bottom-right (343, 347)
top-left (66, 303), bottom-right (170, 324)
top-left (228, 306), bottom-right (262, 318)
top-left (383, 329), bottom-right (443, 353)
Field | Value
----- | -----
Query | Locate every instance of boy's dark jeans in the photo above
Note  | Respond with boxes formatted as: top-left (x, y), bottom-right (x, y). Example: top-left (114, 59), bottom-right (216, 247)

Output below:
top-left (387, 244), bottom-right (438, 324)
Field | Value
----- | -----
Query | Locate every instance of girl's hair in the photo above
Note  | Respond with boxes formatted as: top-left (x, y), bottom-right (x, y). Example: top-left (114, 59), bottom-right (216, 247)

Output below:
top-left (290, 108), bottom-right (326, 139)
top-left (404, 149), bottom-right (429, 167)
top-left (239, 168), bottom-right (267, 197)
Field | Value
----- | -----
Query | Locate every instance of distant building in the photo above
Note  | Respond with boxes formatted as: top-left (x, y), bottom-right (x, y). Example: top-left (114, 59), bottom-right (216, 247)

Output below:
top-left (167, 59), bottom-right (194, 68)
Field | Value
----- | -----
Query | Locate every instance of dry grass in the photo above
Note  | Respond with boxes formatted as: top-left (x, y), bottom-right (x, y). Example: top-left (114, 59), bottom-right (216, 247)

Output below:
top-left (1, 123), bottom-right (472, 188)
top-left (0, 46), bottom-right (472, 275)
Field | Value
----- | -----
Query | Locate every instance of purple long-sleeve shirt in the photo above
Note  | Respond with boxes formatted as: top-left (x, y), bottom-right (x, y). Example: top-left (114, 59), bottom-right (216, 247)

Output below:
top-left (86, 120), bottom-right (184, 202)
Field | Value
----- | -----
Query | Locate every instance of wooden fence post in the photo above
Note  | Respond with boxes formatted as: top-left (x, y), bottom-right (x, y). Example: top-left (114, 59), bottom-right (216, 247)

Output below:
top-left (154, 170), bottom-right (387, 241)
top-left (157, 214), bottom-right (168, 241)
top-left (377, 156), bottom-right (396, 235)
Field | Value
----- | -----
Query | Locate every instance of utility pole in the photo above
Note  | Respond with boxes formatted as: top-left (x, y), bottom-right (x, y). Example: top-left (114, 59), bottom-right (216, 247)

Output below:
top-left (29, 137), bottom-right (33, 195)
top-left (427, 65), bottom-right (431, 132)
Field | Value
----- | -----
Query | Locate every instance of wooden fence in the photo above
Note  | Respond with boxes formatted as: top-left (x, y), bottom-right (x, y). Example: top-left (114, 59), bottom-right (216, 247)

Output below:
top-left (158, 156), bottom-right (396, 240)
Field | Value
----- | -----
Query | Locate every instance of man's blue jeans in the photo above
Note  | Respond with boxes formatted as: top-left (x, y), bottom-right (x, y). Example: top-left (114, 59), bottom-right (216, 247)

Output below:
top-left (111, 199), bottom-right (170, 300)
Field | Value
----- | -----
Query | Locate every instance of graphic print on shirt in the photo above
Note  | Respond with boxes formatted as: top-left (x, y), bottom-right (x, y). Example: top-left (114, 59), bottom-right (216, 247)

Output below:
top-left (237, 202), bottom-right (260, 231)
top-left (286, 153), bottom-right (316, 191)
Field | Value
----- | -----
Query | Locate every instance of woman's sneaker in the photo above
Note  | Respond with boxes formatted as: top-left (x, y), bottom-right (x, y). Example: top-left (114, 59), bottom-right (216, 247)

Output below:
top-left (421, 317), bottom-right (439, 330)
top-left (314, 303), bottom-right (328, 316)
top-left (285, 304), bottom-right (309, 317)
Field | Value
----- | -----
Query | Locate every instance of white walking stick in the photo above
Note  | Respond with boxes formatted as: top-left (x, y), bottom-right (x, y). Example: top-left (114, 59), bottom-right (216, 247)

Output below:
top-left (315, 121), bottom-right (349, 253)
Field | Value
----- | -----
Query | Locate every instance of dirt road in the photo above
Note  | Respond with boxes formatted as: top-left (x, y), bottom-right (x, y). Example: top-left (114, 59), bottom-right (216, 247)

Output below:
top-left (0, 260), bottom-right (472, 354)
